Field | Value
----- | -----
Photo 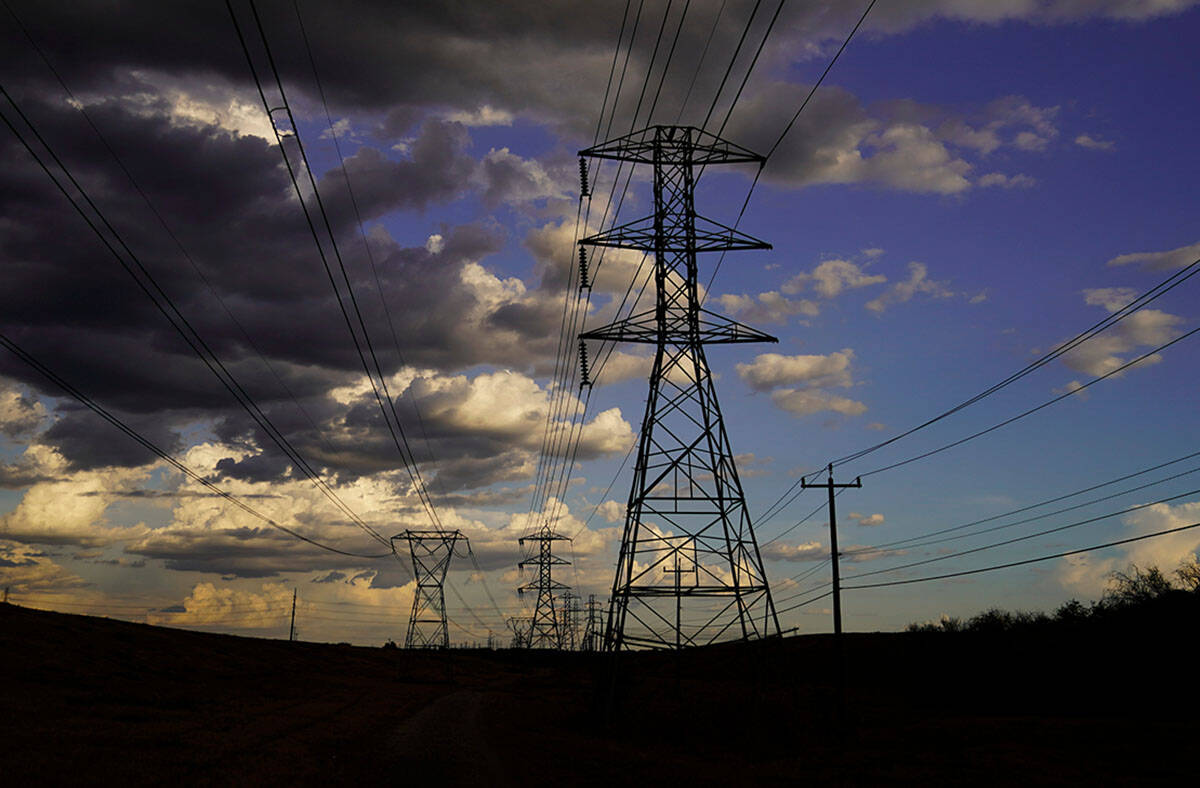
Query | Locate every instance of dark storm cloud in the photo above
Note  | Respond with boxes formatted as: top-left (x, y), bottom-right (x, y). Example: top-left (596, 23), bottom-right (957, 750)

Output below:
top-left (125, 524), bottom-right (388, 578)
top-left (42, 403), bottom-right (181, 470)
top-left (317, 120), bottom-right (476, 221)
top-left (0, 0), bottom-right (758, 490)
top-left (1, 0), bottom-right (881, 139)
top-left (0, 87), bottom-right (565, 479)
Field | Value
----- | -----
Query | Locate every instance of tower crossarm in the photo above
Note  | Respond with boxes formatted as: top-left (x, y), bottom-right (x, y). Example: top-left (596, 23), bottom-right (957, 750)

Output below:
top-left (579, 125), bottom-right (765, 166)
top-left (580, 213), bottom-right (771, 253)
top-left (581, 308), bottom-right (778, 345)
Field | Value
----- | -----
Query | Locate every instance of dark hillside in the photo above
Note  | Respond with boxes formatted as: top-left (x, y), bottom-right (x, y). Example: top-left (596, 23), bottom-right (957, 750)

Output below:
top-left (1, 602), bottom-right (1194, 785)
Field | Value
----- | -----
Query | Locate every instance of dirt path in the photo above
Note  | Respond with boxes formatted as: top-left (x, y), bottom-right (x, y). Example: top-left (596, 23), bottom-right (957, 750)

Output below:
top-left (385, 689), bottom-right (511, 785)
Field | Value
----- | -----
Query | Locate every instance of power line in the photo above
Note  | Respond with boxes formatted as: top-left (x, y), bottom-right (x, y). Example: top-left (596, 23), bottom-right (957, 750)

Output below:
top-left (227, 0), bottom-right (442, 535)
top-left (0, 84), bottom-right (389, 549)
top-left (766, 0), bottom-right (878, 159)
top-left (1, 0), bottom-right (341, 461)
top-left (834, 259), bottom-right (1200, 472)
top-left (842, 484), bottom-right (1200, 583)
top-left (594, 0), bottom-right (635, 145)
top-left (843, 519), bottom-right (1200, 591)
top-left (701, 0), bottom-right (878, 300)
top-left (648, 0), bottom-right (696, 122)
top-left (698, 0), bottom-right (764, 132)
top-left (775, 589), bottom-right (833, 617)
top-left (289, 0), bottom-right (508, 626)
top-left (843, 452), bottom-right (1200, 556)
top-left (711, 0), bottom-right (787, 138)
top-left (528, 0), bottom-right (689, 540)
top-left (292, 0), bottom-right (444, 487)
top-left (858, 322), bottom-right (1200, 478)
top-left (675, 0), bottom-right (727, 123)
top-left (755, 263), bottom-right (1200, 521)
top-left (760, 487), bottom-right (842, 547)
top-left (0, 332), bottom-right (391, 559)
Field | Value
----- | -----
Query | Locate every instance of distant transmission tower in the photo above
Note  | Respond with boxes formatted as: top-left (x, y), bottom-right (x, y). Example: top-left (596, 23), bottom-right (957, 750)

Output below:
top-left (580, 594), bottom-right (604, 651)
top-left (517, 528), bottom-right (571, 648)
top-left (506, 615), bottom-right (531, 648)
top-left (560, 591), bottom-right (579, 651)
top-left (580, 125), bottom-right (781, 650)
top-left (393, 529), bottom-right (466, 649)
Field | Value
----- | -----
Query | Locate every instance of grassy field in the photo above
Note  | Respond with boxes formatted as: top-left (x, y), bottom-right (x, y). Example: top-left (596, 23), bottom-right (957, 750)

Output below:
top-left (1, 602), bottom-right (1194, 785)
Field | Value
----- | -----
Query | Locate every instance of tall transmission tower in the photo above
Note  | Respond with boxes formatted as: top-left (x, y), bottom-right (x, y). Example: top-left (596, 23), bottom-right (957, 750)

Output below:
top-left (392, 529), bottom-right (466, 649)
top-left (580, 125), bottom-right (781, 650)
top-left (517, 528), bottom-right (571, 648)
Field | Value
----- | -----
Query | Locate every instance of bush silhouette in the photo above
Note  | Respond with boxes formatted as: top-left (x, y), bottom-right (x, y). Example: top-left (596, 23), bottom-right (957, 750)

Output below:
top-left (904, 557), bottom-right (1200, 634)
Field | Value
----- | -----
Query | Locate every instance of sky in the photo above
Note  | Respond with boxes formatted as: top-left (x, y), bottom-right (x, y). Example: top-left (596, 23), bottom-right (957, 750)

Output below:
top-left (1, 0), bottom-right (1198, 646)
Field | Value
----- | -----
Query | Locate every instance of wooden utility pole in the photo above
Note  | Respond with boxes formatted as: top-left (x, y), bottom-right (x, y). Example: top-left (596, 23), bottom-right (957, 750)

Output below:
top-left (288, 588), bottom-right (297, 641)
top-left (801, 463), bottom-right (862, 635)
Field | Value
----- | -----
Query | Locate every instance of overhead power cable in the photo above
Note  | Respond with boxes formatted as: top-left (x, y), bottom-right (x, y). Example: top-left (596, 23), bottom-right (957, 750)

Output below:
top-left (292, 0), bottom-right (445, 488)
top-left (832, 258), bottom-right (1200, 474)
top-left (675, 0), bottom-right (728, 123)
top-left (760, 488), bottom-right (838, 547)
top-left (524, 0), bottom-right (645, 531)
top-left (775, 589), bottom-right (833, 617)
top-left (757, 269), bottom-right (1200, 520)
top-left (528, 0), bottom-right (684, 539)
top-left (843, 451), bottom-right (1200, 556)
top-left (1, 0), bottom-right (341, 461)
top-left (0, 332), bottom-right (391, 559)
top-left (701, 0), bottom-right (878, 299)
top-left (842, 483), bottom-right (1200, 583)
top-left (843, 519), bottom-right (1200, 591)
top-left (289, 0), bottom-right (509, 624)
top-left (227, 0), bottom-right (443, 534)
top-left (712, 0), bottom-right (787, 139)
top-left (0, 84), bottom-right (390, 549)
top-left (857, 322), bottom-right (1200, 478)
top-left (699, 0), bottom-right (764, 132)
top-left (594, 0), bottom-right (635, 145)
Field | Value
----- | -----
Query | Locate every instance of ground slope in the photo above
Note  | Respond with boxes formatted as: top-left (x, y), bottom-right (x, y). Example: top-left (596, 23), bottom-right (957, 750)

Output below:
top-left (1, 603), bottom-right (1194, 785)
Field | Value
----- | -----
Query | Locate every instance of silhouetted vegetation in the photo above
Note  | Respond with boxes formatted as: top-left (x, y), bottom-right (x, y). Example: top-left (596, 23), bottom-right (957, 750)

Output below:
top-left (905, 559), bottom-right (1200, 634)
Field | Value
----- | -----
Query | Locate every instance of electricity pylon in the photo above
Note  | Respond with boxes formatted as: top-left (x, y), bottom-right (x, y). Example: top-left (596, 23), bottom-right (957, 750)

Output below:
top-left (392, 529), bottom-right (466, 649)
top-left (517, 528), bottom-right (571, 648)
top-left (560, 590), bottom-right (579, 651)
top-left (581, 594), bottom-right (604, 651)
top-left (579, 125), bottom-right (781, 650)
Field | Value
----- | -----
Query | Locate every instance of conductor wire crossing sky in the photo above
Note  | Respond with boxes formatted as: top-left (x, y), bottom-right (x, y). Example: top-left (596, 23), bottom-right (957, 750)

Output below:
top-left (0, 0), bottom-right (1197, 644)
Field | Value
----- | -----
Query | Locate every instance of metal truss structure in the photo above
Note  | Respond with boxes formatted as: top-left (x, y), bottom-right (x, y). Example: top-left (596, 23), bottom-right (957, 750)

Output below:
top-left (392, 529), bottom-right (466, 649)
top-left (580, 594), bottom-right (604, 652)
top-left (517, 528), bottom-right (572, 649)
top-left (559, 591), bottom-right (579, 651)
top-left (580, 125), bottom-right (781, 650)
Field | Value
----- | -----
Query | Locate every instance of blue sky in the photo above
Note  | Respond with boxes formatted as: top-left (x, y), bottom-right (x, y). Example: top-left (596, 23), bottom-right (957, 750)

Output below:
top-left (1, 0), bottom-right (1198, 644)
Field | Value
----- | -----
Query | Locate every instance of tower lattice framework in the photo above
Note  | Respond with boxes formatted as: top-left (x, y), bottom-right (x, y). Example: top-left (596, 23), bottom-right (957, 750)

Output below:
top-left (393, 529), bottom-right (465, 649)
top-left (579, 125), bottom-right (781, 650)
top-left (517, 528), bottom-right (571, 649)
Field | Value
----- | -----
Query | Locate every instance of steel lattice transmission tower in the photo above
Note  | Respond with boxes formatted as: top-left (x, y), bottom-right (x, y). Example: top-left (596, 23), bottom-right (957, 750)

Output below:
top-left (517, 528), bottom-right (571, 649)
top-left (579, 125), bottom-right (781, 650)
top-left (392, 529), bottom-right (466, 649)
